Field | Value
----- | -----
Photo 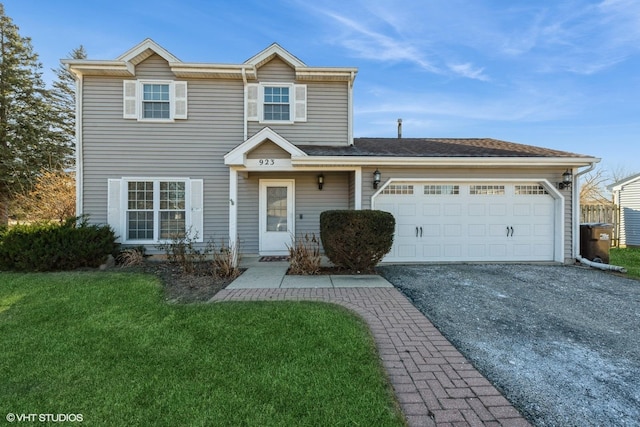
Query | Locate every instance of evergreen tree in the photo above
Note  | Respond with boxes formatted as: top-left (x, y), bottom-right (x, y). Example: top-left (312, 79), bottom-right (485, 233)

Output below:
top-left (50, 45), bottom-right (86, 160)
top-left (0, 4), bottom-right (72, 224)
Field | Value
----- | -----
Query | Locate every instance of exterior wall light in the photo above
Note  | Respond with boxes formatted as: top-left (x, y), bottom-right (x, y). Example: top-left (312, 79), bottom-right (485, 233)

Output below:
top-left (317, 174), bottom-right (324, 190)
top-left (558, 169), bottom-right (573, 190)
top-left (373, 169), bottom-right (381, 189)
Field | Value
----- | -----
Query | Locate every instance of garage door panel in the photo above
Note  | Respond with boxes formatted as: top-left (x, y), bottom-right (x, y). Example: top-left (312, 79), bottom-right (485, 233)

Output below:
top-left (377, 182), bottom-right (556, 262)
top-left (489, 204), bottom-right (508, 216)
top-left (444, 204), bottom-right (463, 216)
top-left (468, 204), bottom-right (485, 216)
top-left (423, 245), bottom-right (441, 258)
top-left (513, 203), bottom-right (531, 216)
top-left (444, 224), bottom-right (462, 237)
top-left (398, 204), bottom-right (416, 216)
top-left (423, 204), bottom-right (441, 216)
top-left (468, 224), bottom-right (486, 237)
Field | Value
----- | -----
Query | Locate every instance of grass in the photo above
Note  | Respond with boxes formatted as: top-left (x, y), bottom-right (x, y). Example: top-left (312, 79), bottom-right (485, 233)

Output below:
top-left (0, 272), bottom-right (405, 426)
top-left (610, 247), bottom-right (640, 279)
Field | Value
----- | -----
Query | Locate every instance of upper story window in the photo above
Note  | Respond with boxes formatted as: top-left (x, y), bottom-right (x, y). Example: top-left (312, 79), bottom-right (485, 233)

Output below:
top-left (263, 86), bottom-right (290, 121)
top-left (142, 84), bottom-right (170, 119)
top-left (123, 80), bottom-right (188, 121)
top-left (246, 82), bottom-right (306, 124)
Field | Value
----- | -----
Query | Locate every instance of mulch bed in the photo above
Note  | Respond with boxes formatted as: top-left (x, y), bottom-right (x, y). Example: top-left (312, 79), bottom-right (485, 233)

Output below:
top-left (120, 261), bottom-right (238, 303)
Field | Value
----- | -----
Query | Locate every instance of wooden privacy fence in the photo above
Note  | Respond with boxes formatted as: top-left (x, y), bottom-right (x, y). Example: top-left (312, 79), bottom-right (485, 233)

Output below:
top-left (580, 204), bottom-right (620, 247)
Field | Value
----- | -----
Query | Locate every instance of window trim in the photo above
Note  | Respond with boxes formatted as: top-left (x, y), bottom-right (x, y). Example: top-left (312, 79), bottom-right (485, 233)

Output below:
top-left (123, 80), bottom-right (188, 122)
top-left (108, 177), bottom-right (203, 244)
top-left (246, 82), bottom-right (306, 124)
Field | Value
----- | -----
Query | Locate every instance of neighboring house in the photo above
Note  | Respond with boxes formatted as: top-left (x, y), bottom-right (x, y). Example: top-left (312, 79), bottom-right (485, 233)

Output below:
top-left (64, 39), bottom-right (600, 264)
top-left (609, 173), bottom-right (640, 247)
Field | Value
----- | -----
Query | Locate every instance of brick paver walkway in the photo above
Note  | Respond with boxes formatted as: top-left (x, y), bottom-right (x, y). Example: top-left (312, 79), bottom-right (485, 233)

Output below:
top-left (211, 287), bottom-right (531, 427)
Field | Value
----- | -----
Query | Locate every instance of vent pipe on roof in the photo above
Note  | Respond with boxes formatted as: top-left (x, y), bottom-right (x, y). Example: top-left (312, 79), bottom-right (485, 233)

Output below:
top-left (397, 118), bottom-right (402, 139)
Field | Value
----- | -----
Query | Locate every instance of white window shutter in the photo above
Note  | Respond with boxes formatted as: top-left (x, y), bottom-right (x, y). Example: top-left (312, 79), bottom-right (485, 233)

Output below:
top-left (189, 179), bottom-right (204, 242)
top-left (123, 81), bottom-right (137, 119)
top-left (294, 84), bottom-right (307, 122)
top-left (173, 81), bottom-right (188, 119)
top-left (246, 83), bottom-right (259, 121)
top-left (107, 179), bottom-right (123, 242)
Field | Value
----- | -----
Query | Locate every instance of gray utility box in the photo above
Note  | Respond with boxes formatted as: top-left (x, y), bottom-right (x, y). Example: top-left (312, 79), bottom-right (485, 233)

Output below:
top-left (580, 223), bottom-right (613, 264)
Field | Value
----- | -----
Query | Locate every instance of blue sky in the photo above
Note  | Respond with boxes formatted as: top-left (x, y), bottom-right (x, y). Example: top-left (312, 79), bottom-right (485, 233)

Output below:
top-left (4, 0), bottom-right (640, 177)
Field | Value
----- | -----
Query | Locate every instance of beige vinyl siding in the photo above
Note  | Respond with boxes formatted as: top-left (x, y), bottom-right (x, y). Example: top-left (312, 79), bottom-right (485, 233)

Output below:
top-left (247, 141), bottom-right (290, 159)
top-left (236, 172), bottom-right (350, 253)
top-left (133, 54), bottom-right (175, 79)
top-left (256, 57), bottom-right (295, 82)
top-left (361, 166), bottom-right (574, 261)
top-left (81, 58), bottom-right (245, 250)
top-left (248, 58), bottom-right (349, 146)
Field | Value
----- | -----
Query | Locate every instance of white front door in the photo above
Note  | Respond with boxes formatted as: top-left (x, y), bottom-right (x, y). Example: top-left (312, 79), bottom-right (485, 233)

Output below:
top-left (259, 179), bottom-right (295, 255)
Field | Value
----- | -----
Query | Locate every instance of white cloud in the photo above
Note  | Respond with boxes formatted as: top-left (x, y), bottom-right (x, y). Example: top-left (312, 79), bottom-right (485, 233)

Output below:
top-left (447, 63), bottom-right (490, 81)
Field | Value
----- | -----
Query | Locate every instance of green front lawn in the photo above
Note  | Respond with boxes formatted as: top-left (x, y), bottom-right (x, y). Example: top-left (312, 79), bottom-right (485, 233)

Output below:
top-left (0, 272), bottom-right (405, 426)
top-left (610, 247), bottom-right (640, 279)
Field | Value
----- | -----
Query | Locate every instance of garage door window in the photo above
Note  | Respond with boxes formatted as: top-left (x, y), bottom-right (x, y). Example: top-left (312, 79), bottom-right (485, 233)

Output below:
top-left (382, 184), bottom-right (414, 195)
top-left (515, 185), bottom-right (548, 195)
top-left (470, 185), bottom-right (505, 195)
top-left (424, 185), bottom-right (459, 195)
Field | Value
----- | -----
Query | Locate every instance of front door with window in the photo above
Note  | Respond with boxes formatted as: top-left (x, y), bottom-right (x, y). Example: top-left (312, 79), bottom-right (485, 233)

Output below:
top-left (259, 179), bottom-right (294, 255)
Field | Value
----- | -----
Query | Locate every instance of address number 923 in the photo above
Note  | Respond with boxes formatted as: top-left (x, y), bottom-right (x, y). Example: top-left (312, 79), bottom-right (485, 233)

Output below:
top-left (259, 159), bottom-right (275, 166)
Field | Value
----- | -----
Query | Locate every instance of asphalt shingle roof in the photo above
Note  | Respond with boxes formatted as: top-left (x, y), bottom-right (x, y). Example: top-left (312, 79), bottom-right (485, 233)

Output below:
top-left (299, 138), bottom-right (591, 158)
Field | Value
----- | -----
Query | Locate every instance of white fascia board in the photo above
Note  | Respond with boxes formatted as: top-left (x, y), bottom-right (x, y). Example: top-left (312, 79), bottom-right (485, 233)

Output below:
top-left (609, 172), bottom-right (640, 191)
top-left (170, 63), bottom-right (256, 79)
top-left (295, 67), bottom-right (358, 81)
top-left (245, 43), bottom-right (306, 68)
top-left (291, 156), bottom-right (600, 168)
top-left (62, 60), bottom-right (134, 77)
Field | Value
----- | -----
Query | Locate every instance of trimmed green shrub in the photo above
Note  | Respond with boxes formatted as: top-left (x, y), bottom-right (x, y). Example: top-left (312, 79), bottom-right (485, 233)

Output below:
top-left (0, 217), bottom-right (117, 271)
top-left (320, 210), bottom-right (395, 273)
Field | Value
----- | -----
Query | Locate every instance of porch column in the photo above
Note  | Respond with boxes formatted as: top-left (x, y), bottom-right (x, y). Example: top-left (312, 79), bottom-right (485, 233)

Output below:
top-left (354, 167), bottom-right (362, 209)
top-left (229, 168), bottom-right (238, 266)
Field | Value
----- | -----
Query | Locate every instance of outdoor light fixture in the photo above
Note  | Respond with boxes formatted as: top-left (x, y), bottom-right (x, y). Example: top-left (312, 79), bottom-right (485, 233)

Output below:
top-left (317, 174), bottom-right (324, 190)
top-left (373, 169), bottom-right (381, 189)
top-left (558, 169), bottom-right (573, 190)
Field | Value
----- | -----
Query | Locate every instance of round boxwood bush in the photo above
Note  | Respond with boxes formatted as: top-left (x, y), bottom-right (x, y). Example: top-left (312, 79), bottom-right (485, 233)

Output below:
top-left (320, 210), bottom-right (395, 273)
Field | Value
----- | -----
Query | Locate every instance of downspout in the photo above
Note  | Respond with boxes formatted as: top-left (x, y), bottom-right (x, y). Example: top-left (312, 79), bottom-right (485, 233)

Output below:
top-left (573, 162), bottom-right (627, 273)
top-left (75, 73), bottom-right (84, 219)
top-left (348, 71), bottom-right (355, 145)
top-left (242, 68), bottom-right (248, 141)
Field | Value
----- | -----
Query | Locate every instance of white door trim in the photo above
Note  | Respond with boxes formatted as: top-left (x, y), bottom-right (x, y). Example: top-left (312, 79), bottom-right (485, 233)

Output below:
top-left (259, 179), bottom-right (295, 255)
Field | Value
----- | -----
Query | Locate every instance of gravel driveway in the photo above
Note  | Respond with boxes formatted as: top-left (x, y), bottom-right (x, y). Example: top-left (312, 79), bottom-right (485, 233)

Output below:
top-left (378, 264), bottom-right (640, 427)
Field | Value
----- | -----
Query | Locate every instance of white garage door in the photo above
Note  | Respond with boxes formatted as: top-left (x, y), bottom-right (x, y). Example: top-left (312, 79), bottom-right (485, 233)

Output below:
top-left (375, 182), bottom-right (556, 262)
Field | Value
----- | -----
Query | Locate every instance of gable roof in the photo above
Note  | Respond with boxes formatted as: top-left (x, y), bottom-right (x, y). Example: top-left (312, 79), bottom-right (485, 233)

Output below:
top-left (609, 172), bottom-right (640, 191)
top-left (244, 42), bottom-right (306, 68)
top-left (116, 38), bottom-right (180, 65)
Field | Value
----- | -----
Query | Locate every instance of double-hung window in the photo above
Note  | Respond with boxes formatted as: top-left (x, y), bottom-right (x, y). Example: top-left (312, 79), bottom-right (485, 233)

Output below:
top-left (108, 178), bottom-right (203, 243)
top-left (123, 80), bottom-right (188, 121)
top-left (263, 86), bottom-right (290, 121)
top-left (142, 84), bottom-right (170, 119)
top-left (246, 82), bottom-right (306, 123)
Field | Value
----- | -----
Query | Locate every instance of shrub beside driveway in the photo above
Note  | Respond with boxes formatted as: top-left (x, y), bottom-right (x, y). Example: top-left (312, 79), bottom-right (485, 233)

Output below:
top-left (379, 264), bottom-right (640, 427)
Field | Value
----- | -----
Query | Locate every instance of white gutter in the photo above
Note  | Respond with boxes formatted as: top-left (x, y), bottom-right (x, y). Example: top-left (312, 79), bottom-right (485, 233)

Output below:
top-left (292, 156), bottom-right (598, 168)
top-left (573, 162), bottom-right (627, 273)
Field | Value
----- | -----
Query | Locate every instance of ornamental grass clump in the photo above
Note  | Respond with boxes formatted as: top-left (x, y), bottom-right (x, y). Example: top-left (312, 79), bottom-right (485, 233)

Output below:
top-left (287, 233), bottom-right (321, 275)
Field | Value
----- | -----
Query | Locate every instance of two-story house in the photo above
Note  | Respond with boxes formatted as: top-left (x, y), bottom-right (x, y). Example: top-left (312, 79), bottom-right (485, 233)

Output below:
top-left (64, 39), bottom-right (598, 264)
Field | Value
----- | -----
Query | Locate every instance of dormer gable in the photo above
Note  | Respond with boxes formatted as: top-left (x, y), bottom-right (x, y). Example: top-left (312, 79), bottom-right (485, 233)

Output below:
top-left (244, 43), bottom-right (306, 69)
top-left (117, 38), bottom-right (181, 66)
